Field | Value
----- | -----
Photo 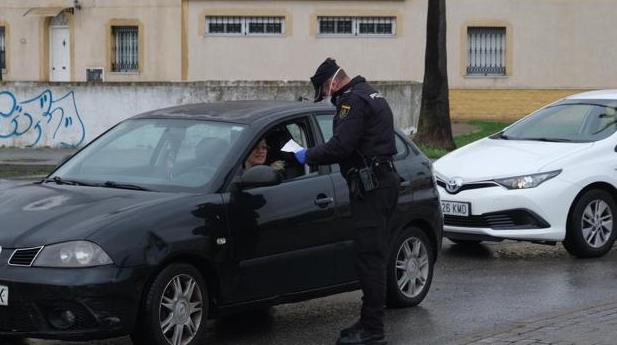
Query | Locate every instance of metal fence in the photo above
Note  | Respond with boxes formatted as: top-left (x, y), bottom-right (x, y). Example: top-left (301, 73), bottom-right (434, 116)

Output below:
top-left (112, 26), bottom-right (139, 72)
top-left (467, 27), bottom-right (506, 76)
top-left (206, 16), bottom-right (285, 35)
top-left (0, 27), bottom-right (5, 71)
top-left (318, 16), bottom-right (396, 36)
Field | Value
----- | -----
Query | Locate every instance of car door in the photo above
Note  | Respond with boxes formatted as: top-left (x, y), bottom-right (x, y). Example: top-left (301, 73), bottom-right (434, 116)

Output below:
top-left (225, 116), bottom-right (340, 302)
top-left (313, 113), bottom-right (417, 283)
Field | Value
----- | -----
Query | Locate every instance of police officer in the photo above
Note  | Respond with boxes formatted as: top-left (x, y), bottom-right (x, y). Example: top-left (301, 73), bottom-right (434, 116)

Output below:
top-left (295, 58), bottom-right (400, 345)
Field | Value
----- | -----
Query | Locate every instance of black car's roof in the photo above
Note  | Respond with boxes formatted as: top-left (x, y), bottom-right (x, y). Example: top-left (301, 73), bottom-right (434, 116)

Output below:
top-left (132, 100), bottom-right (335, 124)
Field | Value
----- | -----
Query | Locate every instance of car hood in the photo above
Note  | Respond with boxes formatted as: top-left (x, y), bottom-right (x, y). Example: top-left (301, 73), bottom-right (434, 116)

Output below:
top-left (0, 183), bottom-right (184, 248)
top-left (434, 138), bottom-right (593, 181)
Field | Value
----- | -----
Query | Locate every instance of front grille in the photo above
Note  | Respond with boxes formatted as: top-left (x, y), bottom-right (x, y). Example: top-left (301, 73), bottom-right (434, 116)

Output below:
top-left (436, 179), bottom-right (499, 194)
top-left (445, 209), bottom-right (550, 230)
top-left (0, 302), bottom-right (43, 332)
top-left (9, 246), bottom-right (43, 266)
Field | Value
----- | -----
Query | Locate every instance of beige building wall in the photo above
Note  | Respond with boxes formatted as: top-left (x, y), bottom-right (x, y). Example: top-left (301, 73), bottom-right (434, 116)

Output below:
top-left (448, 0), bottom-right (617, 89)
top-left (3, 0), bottom-right (617, 121)
top-left (0, 0), bottom-right (181, 82)
top-left (185, 0), bottom-right (426, 81)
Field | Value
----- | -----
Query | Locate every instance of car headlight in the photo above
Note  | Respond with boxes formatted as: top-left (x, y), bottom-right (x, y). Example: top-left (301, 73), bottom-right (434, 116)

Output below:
top-left (493, 170), bottom-right (562, 190)
top-left (33, 241), bottom-right (114, 268)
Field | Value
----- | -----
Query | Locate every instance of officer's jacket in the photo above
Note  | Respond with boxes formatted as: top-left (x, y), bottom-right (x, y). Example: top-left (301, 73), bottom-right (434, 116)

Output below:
top-left (306, 76), bottom-right (397, 178)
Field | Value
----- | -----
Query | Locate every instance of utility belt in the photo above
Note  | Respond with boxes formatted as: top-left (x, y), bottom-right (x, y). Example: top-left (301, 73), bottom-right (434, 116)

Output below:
top-left (347, 156), bottom-right (395, 199)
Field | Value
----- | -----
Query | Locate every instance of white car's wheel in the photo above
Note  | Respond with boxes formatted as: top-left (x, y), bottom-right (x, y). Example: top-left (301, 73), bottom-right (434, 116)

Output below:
top-left (564, 189), bottom-right (617, 258)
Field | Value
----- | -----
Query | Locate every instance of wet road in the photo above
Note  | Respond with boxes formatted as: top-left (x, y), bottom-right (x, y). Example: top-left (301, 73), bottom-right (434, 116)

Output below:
top-left (15, 240), bottom-right (617, 345)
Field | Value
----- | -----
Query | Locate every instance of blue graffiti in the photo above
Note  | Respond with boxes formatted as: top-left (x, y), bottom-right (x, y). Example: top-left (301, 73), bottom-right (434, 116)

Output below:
top-left (0, 89), bottom-right (86, 147)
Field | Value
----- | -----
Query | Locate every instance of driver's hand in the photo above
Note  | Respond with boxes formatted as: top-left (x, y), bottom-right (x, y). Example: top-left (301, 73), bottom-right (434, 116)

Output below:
top-left (270, 160), bottom-right (286, 171)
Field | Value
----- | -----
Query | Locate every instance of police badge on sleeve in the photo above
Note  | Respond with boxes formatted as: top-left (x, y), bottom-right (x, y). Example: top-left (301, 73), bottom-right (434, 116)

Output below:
top-left (338, 104), bottom-right (351, 119)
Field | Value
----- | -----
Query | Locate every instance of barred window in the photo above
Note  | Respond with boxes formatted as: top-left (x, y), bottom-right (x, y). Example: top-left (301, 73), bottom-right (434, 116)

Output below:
top-left (318, 17), bottom-right (396, 36)
top-left (206, 16), bottom-right (285, 36)
top-left (467, 27), bottom-right (506, 76)
top-left (0, 27), bottom-right (5, 70)
top-left (112, 26), bottom-right (139, 73)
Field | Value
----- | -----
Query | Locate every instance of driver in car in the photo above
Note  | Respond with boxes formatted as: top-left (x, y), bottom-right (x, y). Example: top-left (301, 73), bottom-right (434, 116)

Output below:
top-left (244, 138), bottom-right (285, 173)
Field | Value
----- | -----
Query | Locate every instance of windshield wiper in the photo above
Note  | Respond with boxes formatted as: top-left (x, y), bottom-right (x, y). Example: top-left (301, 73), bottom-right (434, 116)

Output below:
top-left (41, 176), bottom-right (95, 186)
top-left (490, 132), bottom-right (511, 140)
top-left (521, 137), bottom-right (574, 143)
top-left (101, 181), bottom-right (151, 191)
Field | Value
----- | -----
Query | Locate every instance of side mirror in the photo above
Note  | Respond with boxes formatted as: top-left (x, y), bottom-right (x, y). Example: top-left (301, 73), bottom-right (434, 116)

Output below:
top-left (235, 165), bottom-right (281, 190)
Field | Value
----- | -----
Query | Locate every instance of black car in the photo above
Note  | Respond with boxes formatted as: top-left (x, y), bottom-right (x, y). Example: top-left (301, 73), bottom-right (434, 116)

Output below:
top-left (0, 101), bottom-right (442, 345)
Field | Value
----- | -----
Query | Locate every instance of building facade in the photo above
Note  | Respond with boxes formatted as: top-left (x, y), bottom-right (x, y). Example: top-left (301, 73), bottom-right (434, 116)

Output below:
top-left (1, 0), bottom-right (616, 119)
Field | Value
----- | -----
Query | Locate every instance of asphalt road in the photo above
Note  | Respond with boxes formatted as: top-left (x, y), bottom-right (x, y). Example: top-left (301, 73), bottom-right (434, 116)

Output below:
top-left (11, 240), bottom-right (617, 345)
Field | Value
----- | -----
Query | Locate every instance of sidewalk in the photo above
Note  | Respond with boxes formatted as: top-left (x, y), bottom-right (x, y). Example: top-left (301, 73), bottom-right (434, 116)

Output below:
top-left (461, 299), bottom-right (617, 345)
top-left (0, 147), bottom-right (77, 166)
top-left (0, 147), bottom-right (77, 179)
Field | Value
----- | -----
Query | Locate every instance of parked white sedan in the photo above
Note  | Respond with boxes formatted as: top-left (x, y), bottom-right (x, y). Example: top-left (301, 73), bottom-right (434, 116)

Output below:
top-left (434, 90), bottom-right (617, 257)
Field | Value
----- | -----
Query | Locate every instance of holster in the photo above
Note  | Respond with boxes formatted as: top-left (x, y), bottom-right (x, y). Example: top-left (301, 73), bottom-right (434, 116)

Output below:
top-left (348, 167), bottom-right (379, 200)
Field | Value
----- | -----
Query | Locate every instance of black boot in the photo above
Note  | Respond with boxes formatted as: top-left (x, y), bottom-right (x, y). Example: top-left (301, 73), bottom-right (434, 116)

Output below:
top-left (336, 328), bottom-right (387, 345)
top-left (339, 320), bottom-right (362, 337)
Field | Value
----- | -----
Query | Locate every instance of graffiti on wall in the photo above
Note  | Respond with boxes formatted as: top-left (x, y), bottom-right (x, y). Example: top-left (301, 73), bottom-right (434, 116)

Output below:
top-left (0, 89), bottom-right (85, 147)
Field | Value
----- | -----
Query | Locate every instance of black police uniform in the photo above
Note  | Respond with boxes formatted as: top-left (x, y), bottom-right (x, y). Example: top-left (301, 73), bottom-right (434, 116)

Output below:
top-left (306, 75), bottom-right (400, 340)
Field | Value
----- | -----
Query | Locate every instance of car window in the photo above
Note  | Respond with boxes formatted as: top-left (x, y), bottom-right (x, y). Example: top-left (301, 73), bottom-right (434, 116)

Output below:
top-left (316, 114), bottom-right (335, 141)
top-left (394, 135), bottom-right (408, 161)
top-left (54, 119), bottom-right (246, 191)
top-left (287, 123), bottom-right (308, 147)
top-left (240, 118), bottom-right (315, 182)
top-left (317, 113), bottom-right (407, 160)
top-left (501, 99), bottom-right (617, 142)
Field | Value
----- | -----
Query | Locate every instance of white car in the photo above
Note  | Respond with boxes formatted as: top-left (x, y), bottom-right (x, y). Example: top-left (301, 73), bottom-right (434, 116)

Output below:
top-left (434, 90), bottom-right (617, 257)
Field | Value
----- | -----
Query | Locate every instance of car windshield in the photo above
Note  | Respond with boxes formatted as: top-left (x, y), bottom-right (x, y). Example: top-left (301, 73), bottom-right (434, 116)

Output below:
top-left (52, 119), bottom-right (246, 192)
top-left (497, 99), bottom-right (617, 143)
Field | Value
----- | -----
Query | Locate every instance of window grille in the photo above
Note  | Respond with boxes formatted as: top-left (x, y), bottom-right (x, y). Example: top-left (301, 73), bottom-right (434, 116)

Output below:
top-left (0, 27), bottom-right (5, 71)
top-left (112, 26), bottom-right (139, 73)
top-left (206, 16), bottom-right (285, 36)
top-left (467, 27), bottom-right (506, 76)
top-left (317, 16), bottom-right (396, 36)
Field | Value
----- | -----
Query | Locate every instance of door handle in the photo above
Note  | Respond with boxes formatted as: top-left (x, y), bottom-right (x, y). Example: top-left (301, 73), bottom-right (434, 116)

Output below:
top-left (400, 180), bottom-right (411, 188)
top-left (314, 195), bottom-right (334, 208)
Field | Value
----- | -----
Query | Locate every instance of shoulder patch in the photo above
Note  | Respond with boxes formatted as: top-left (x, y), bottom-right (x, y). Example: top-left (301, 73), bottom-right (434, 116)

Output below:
top-left (338, 104), bottom-right (351, 119)
top-left (369, 92), bottom-right (384, 99)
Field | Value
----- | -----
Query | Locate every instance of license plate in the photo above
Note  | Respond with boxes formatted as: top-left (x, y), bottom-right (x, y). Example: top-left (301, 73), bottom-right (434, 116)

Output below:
top-left (441, 201), bottom-right (470, 217)
top-left (0, 285), bottom-right (7, 306)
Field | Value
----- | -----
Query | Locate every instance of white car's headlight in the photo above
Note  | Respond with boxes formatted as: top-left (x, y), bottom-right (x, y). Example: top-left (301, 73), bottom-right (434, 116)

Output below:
top-left (494, 170), bottom-right (562, 190)
top-left (33, 241), bottom-right (114, 268)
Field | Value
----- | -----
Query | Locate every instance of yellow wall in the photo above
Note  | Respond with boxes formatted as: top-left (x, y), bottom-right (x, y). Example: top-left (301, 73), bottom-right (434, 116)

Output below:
top-left (449, 89), bottom-right (592, 121)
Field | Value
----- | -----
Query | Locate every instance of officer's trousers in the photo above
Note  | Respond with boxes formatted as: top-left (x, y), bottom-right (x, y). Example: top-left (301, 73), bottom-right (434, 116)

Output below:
top-left (349, 170), bottom-right (400, 334)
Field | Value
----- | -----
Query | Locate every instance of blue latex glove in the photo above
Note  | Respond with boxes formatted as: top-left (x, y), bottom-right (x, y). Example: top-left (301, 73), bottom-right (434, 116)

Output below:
top-left (294, 149), bottom-right (307, 165)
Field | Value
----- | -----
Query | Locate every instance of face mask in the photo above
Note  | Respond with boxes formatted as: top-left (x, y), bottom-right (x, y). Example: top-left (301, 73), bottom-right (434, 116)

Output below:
top-left (322, 68), bottom-right (342, 105)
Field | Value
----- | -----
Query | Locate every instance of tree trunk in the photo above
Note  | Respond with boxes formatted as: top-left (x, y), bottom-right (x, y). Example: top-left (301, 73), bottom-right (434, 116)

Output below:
top-left (415, 0), bottom-right (455, 150)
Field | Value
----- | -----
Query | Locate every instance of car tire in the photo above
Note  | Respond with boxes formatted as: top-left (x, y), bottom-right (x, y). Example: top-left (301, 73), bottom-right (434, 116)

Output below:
top-left (447, 238), bottom-right (482, 245)
top-left (386, 226), bottom-right (435, 308)
top-left (563, 189), bottom-right (617, 258)
top-left (131, 263), bottom-right (209, 345)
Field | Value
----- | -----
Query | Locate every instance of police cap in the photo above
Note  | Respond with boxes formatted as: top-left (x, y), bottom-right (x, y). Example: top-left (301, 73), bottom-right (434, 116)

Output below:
top-left (310, 58), bottom-right (340, 102)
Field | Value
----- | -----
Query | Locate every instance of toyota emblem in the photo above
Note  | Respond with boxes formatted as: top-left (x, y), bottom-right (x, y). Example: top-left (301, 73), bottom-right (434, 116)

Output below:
top-left (446, 177), bottom-right (464, 194)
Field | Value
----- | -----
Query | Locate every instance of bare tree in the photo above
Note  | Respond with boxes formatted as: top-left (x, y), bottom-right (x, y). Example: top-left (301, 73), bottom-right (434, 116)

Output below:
top-left (415, 0), bottom-right (455, 150)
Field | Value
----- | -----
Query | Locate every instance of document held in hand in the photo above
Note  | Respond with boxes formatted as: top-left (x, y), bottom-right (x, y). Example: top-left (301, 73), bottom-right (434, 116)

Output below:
top-left (281, 139), bottom-right (305, 153)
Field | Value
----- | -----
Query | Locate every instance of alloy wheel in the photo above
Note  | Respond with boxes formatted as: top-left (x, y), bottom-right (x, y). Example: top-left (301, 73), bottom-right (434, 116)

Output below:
top-left (159, 274), bottom-right (204, 345)
top-left (395, 237), bottom-right (430, 298)
top-left (582, 199), bottom-right (614, 248)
